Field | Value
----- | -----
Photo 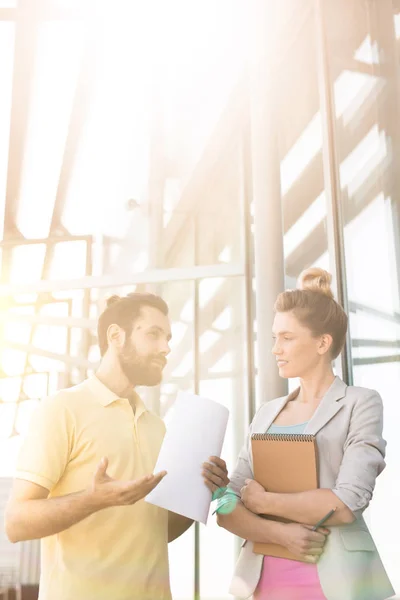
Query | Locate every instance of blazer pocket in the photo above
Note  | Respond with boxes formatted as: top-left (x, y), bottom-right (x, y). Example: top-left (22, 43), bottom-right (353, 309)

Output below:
top-left (339, 529), bottom-right (375, 552)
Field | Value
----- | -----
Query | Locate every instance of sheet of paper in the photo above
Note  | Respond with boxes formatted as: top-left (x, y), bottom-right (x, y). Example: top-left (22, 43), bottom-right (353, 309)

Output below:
top-left (145, 391), bottom-right (229, 524)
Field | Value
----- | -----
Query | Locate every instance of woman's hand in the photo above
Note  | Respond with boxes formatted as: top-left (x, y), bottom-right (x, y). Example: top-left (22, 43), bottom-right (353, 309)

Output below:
top-left (279, 523), bottom-right (330, 563)
top-left (240, 479), bottom-right (267, 514)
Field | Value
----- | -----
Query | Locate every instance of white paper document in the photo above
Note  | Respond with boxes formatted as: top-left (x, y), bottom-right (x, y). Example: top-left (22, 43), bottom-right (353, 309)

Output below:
top-left (145, 391), bottom-right (229, 524)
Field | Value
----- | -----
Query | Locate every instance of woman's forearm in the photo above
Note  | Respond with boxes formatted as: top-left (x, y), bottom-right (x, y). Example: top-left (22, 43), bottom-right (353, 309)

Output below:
top-left (261, 489), bottom-right (354, 525)
top-left (217, 502), bottom-right (284, 544)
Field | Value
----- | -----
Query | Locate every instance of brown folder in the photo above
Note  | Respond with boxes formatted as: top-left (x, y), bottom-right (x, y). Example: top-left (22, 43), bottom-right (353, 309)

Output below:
top-left (251, 432), bottom-right (319, 561)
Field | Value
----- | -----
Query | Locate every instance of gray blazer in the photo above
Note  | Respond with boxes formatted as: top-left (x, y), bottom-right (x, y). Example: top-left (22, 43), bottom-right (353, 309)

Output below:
top-left (228, 377), bottom-right (395, 600)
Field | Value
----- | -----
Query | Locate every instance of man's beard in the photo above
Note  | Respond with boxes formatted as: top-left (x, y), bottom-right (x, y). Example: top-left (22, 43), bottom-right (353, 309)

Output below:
top-left (118, 340), bottom-right (166, 386)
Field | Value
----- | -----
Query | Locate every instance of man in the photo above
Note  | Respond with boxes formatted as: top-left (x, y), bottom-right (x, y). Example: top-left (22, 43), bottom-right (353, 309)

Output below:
top-left (5, 292), bottom-right (229, 600)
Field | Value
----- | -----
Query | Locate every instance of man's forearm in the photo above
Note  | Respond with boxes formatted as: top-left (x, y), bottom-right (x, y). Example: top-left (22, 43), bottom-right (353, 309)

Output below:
top-left (217, 502), bottom-right (284, 545)
top-left (261, 489), bottom-right (354, 525)
top-left (168, 511), bottom-right (193, 542)
top-left (5, 491), bottom-right (102, 543)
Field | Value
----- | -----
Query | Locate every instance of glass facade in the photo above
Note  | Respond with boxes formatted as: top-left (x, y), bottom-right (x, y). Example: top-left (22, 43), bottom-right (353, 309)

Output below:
top-left (0, 0), bottom-right (399, 597)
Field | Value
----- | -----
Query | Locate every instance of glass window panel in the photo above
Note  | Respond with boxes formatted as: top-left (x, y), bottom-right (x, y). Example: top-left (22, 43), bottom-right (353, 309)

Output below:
top-left (278, 8), bottom-right (330, 284)
top-left (395, 13), bottom-right (400, 39)
top-left (0, 403), bottom-right (16, 438)
top-left (40, 300), bottom-right (69, 318)
top-left (153, 280), bottom-right (194, 600)
top-left (168, 527), bottom-right (195, 600)
top-left (70, 327), bottom-right (83, 357)
top-left (0, 22), bottom-right (14, 241)
top-left (0, 375), bottom-right (21, 403)
top-left (198, 274), bottom-right (247, 599)
top-left (16, 21), bottom-right (84, 238)
top-left (4, 318), bottom-right (31, 345)
top-left (354, 35), bottom-right (380, 65)
top-left (10, 243), bottom-right (46, 284)
top-left (198, 379), bottom-right (237, 600)
top-left (353, 363), bottom-right (400, 592)
top-left (22, 372), bottom-right (48, 398)
top-left (61, 22), bottom-right (152, 238)
top-left (212, 306), bottom-right (232, 331)
top-left (160, 0), bottom-right (247, 177)
top-left (334, 70), bottom-right (381, 124)
top-left (48, 241), bottom-right (88, 281)
top-left (28, 355), bottom-right (65, 374)
top-left (1, 348), bottom-right (26, 376)
top-left (349, 310), bottom-right (400, 342)
top-left (209, 352), bottom-right (233, 375)
top-left (33, 324), bottom-right (68, 355)
top-left (0, 436), bottom-right (21, 476)
top-left (344, 195), bottom-right (399, 313)
top-left (328, 0), bottom-right (400, 592)
top-left (15, 398), bottom-right (40, 436)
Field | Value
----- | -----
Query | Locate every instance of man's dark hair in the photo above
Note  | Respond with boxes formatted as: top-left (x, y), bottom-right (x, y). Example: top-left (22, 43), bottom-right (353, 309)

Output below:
top-left (97, 292), bottom-right (169, 357)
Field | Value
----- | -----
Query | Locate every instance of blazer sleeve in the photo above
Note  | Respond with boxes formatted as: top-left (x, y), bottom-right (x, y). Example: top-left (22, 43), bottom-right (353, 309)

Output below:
top-left (332, 390), bottom-right (386, 519)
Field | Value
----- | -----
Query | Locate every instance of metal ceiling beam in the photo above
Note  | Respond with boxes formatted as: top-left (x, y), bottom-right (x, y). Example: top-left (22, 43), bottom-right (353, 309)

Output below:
top-left (352, 339), bottom-right (400, 348)
top-left (0, 234), bottom-right (92, 248)
top-left (0, 262), bottom-right (243, 296)
top-left (0, 1), bottom-right (93, 21)
top-left (0, 313), bottom-right (96, 330)
top-left (5, 342), bottom-right (94, 370)
top-left (349, 300), bottom-right (400, 323)
top-left (353, 355), bottom-right (400, 365)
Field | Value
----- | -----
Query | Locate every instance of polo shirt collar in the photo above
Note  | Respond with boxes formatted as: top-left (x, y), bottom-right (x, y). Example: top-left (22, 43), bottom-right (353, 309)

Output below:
top-left (87, 375), bottom-right (148, 417)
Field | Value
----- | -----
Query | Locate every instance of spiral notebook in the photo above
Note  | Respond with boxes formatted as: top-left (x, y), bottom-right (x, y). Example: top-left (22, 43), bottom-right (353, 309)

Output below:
top-left (251, 432), bottom-right (319, 560)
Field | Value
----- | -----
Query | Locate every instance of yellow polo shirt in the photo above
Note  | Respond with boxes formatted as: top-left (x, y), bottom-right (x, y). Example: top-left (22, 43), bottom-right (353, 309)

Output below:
top-left (15, 376), bottom-right (171, 600)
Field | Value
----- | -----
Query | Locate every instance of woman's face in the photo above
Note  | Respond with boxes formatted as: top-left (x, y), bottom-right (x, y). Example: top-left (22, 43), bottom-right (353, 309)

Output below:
top-left (272, 310), bottom-right (331, 379)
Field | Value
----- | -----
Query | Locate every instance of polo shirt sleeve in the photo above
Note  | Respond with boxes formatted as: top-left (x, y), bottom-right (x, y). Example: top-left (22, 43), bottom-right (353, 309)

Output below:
top-left (15, 394), bottom-right (75, 492)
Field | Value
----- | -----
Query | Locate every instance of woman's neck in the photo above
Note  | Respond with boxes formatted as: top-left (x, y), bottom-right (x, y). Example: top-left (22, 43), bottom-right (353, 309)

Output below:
top-left (297, 368), bottom-right (336, 405)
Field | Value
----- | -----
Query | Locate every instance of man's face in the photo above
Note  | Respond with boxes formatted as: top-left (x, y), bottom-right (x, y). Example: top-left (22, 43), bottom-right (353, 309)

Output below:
top-left (118, 306), bottom-right (172, 386)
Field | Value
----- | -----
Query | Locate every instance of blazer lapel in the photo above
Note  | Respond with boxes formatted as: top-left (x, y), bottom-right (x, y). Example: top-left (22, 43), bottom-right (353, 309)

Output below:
top-left (305, 376), bottom-right (347, 436)
top-left (260, 388), bottom-right (301, 433)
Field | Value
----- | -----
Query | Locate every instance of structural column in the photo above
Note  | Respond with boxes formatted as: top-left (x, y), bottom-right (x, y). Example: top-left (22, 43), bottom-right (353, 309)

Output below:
top-left (249, 0), bottom-right (287, 406)
top-left (314, 0), bottom-right (353, 384)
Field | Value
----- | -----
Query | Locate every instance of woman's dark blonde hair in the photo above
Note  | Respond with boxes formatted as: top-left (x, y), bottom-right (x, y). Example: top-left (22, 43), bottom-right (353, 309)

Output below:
top-left (274, 268), bottom-right (348, 359)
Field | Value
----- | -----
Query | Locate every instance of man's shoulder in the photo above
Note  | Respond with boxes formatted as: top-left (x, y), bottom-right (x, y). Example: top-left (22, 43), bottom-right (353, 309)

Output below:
top-left (41, 380), bottom-right (91, 411)
top-left (145, 410), bottom-right (167, 432)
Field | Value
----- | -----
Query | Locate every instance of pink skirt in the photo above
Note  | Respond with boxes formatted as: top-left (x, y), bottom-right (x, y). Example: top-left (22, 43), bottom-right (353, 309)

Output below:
top-left (253, 556), bottom-right (327, 600)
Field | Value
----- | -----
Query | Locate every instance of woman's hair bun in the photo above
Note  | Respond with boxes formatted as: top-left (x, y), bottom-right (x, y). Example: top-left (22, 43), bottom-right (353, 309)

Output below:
top-left (297, 268), bottom-right (334, 299)
top-left (106, 295), bottom-right (121, 308)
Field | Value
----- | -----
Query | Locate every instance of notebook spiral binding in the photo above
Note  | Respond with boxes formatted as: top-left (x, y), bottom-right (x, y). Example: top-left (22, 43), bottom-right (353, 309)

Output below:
top-left (251, 433), bottom-right (315, 442)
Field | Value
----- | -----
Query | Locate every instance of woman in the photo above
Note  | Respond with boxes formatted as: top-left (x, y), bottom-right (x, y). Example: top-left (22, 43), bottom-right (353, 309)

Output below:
top-left (217, 268), bottom-right (394, 600)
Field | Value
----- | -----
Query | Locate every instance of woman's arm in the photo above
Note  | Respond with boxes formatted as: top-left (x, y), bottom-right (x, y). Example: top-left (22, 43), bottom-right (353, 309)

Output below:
top-left (217, 500), bottom-right (283, 543)
top-left (217, 502), bottom-right (329, 562)
top-left (216, 408), bottom-right (329, 562)
top-left (241, 484), bottom-right (353, 525)
top-left (241, 391), bottom-right (385, 525)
